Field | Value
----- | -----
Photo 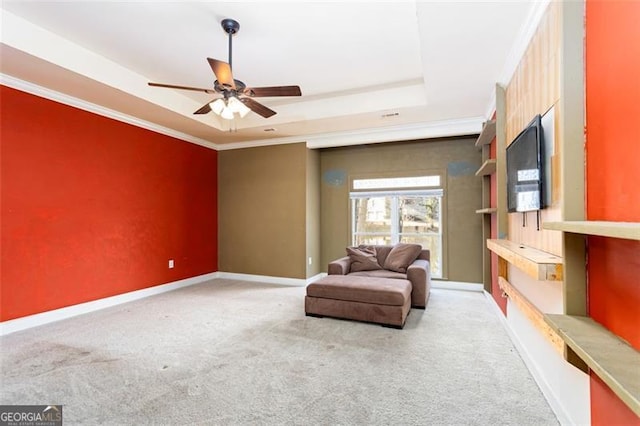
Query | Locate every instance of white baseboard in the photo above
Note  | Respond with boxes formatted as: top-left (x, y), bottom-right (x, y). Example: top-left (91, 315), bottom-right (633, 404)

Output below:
top-left (216, 274), bottom-right (480, 291)
top-left (306, 273), bottom-right (327, 285)
top-left (483, 291), bottom-right (572, 426)
top-left (219, 273), bottom-right (482, 290)
top-left (0, 272), bottom-right (220, 336)
top-left (216, 272), bottom-right (310, 287)
top-left (432, 280), bottom-right (483, 292)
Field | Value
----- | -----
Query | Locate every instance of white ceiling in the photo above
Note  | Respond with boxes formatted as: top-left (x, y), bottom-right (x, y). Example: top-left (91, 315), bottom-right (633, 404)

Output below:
top-left (0, 1), bottom-right (542, 150)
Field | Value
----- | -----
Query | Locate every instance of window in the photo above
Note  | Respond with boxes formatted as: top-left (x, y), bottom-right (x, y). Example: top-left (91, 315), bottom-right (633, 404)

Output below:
top-left (350, 176), bottom-right (443, 278)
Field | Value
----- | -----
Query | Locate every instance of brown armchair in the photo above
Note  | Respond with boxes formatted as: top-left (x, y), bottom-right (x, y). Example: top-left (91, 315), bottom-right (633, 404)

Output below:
top-left (328, 245), bottom-right (431, 308)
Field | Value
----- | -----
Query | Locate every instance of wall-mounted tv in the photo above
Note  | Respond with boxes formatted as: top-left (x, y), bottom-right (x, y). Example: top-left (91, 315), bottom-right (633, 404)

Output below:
top-left (506, 114), bottom-right (545, 213)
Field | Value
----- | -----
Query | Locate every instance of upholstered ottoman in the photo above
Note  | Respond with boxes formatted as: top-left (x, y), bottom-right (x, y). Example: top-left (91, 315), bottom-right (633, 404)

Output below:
top-left (305, 275), bottom-right (412, 328)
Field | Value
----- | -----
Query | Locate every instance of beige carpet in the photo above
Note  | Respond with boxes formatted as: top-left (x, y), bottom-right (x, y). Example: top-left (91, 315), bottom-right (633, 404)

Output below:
top-left (0, 279), bottom-right (557, 425)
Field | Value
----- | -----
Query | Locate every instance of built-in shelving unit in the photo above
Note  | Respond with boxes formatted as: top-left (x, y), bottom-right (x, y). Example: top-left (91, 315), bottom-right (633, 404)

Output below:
top-left (544, 219), bottom-right (640, 416)
top-left (475, 119), bottom-right (496, 148)
top-left (475, 159), bottom-right (496, 176)
top-left (476, 119), bottom-right (497, 292)
top-left (485, 5), bottom-right (638, 417)
top-left (475, 208), bottom-right (497, 214)
top-left (487, 239), bottom-right (563, 281)
top-left (545, 314), bottom-right (640, 417)
top-left (543, 221), bottom-right (640, 240)
top-left (500, 277), bottom-right (564, 353)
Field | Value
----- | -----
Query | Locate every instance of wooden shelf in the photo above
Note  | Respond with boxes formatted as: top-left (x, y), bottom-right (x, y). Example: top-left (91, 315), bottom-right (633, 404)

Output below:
top-left (543, 221), bottom-right (640, 241)
top-left (499, 277), bottom-right (564, 353)
top-left (487, 239), bottom-right (563, 281)
top-left (476, 207), bottom-right (497, 214)
top-left (475, 119), bottom-right (496, 148)
top-left (475, 159), bottom-right (496, 176)
top-left (545, 314), bottom-right (640, 417)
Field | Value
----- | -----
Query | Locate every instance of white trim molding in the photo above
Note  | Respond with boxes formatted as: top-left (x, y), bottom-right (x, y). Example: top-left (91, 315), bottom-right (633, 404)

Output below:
top-left (0, 74), bottom-right (217, 151)
top-left (0, 272), bottom-right (220, 336)
top-left (216, 117), bottom-right (485, 151)
top-left (305, 117), bottom-right (484, 149)
top-left (306, 273), bottom-right (327, 285)
top-left (214, 135), bottom-right (308, 151)
top-left (2, 73), bottom-right (483, 153)
top-left (483, 291), bottom-right (567, 423)
top-left (432, 280), bottom-right (483, 292)
top-left (483, 291), bottom-right (589, 426)
top-left (483, 0), bottom-right (552, 119)
top-left (498, 0), bottom-right (551, 87)
top-left (215, 272), bottom-right (314, 287)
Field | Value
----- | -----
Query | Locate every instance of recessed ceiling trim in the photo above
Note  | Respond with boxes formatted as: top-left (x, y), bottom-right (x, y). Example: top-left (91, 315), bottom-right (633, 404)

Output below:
top-left (2, 73), bottom-right (485, 153)
top-left (1, 73), bottom-right (218, 150)
top-left (306, 117), bottom-right (484, 149)
top-left (215, 135), bottom-right (307, 151)
top-left (1, 9), bottom-right (223, 132)
top-left (215, 117), bottom-right (484, 151)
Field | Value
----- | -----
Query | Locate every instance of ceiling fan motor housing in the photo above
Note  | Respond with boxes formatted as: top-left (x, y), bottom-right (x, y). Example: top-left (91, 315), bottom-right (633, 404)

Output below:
top-left (214, 79), bottom-right (246, 96)
top-left (221, 19), bottom-right (240, 35)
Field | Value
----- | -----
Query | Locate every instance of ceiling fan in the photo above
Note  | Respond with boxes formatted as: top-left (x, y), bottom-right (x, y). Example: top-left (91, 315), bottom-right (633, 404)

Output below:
top-left (148, 18), bottom-right (301, 119)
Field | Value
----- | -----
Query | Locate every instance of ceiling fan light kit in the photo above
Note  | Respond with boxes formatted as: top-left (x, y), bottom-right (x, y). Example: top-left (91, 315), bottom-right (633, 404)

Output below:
top-left (147, 18), bottom-right (301, 122)
top-left (210, 98), bottom-right (225, 115)
top-left (227, 97), bottom-right (251, 118)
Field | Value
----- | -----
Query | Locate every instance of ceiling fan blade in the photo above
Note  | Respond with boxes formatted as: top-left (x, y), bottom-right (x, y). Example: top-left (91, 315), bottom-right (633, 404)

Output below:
top-left (243, 86), bottom-right (302, 97)
top-left (240, 97), bottom-right (277, 118)
top-left (193, 101), bottom-right (213, 115)
top-left (148, 82), bottom-right (216, 94)
top-left (207, 58), bottom-right (236, 90)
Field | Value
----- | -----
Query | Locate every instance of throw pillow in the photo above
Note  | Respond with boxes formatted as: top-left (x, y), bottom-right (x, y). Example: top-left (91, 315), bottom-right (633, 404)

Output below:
top-left (346, 246), bottom-right (383, 272)
top-left (383, 243), bottom-right (422, 273)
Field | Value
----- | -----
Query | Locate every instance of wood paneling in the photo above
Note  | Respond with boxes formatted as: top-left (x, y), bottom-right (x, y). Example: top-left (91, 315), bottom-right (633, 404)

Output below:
top-left (505, 1), bottom-right (562, 256)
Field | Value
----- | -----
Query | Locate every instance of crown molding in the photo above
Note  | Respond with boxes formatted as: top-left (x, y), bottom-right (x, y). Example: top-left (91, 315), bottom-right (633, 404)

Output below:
top-left (484, 89), bottom-right (497, 121)
top-left (2, 74), bottom-right (483, 153)
top-left (216, 117), bottom-right (483, 151)
top-left (214, 134), bottom-right (307, 151)
top-left (498, 0), bottom-right (551, 86)
top-left (1, 74), bottom-right (219, 151)
top-left (305, 116), bottom-right (483, 149)
top-left (484, 0), bottom-right (551, 119)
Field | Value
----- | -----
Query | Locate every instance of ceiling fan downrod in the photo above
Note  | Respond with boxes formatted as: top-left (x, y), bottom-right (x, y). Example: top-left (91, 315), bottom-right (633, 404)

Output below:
top-left (221, 18), bottom-right (240, 70)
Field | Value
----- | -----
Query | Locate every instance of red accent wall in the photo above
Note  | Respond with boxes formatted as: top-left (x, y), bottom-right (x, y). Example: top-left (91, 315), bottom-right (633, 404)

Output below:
top-left (489, 137), bottom-right (506, 314)
top-left (590, 374), bottom-right (640, 426)
top-left (587, 237), bottom-right (640, 348)
top-left (585, 0), bottom-right (640, 423)
top-left (1, 86), bottom-right (218, 321)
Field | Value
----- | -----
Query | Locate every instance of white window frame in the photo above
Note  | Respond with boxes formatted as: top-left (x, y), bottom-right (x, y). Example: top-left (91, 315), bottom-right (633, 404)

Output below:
top-left (349, 173), bottom-right (445, 278)
top-left (350, 189), bottom-right (443, 246)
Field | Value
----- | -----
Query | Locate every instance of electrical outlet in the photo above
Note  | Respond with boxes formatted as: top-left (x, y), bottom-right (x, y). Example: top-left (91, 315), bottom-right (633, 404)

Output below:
top-left (308, 257), bottom-right (313, 266)
top-left (168, 259), bottom-right (174, 269)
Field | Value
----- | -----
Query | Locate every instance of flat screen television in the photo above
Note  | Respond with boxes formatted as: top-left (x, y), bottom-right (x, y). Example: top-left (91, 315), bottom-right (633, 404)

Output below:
top-left (506, 114), bottom-right (545, 213)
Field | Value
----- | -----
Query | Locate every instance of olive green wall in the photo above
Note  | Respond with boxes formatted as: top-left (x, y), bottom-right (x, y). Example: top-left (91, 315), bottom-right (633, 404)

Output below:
top-left (306, 148), bottom-right (321, 278)
top-left (219, 143), bottom-right (309, 279)
top-left (320, 137), bottom-right (483, 282)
